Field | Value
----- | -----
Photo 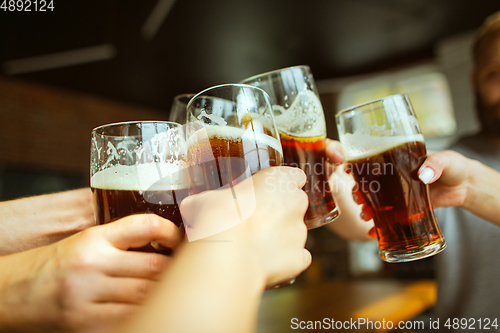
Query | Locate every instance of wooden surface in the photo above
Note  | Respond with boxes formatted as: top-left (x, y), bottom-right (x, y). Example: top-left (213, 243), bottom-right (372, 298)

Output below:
top-left (257, 279), bottom-right (436, 333)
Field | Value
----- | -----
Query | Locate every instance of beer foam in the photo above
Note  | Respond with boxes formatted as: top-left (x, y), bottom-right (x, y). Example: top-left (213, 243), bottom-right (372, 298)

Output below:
top-left (187, 125), bottom-right (283, 156)
top-left (91, 161), bottom-right (189, 191)
top-left (273, 90), bottom-right (326, 137)
top-left (341, 133), bottom-right (425, 160)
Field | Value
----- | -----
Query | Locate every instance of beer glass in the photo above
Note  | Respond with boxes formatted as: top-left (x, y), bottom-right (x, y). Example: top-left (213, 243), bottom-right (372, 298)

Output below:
top-left (185, 84), bottom-right (283, 194)
top-left (241, 65), bottom-right (339, 229)
top-left (186, 83), bottom-right (294, 288)
top-left (168, 93), bottom-right (195, 124)
top-left (90, 121), bottom-right (188, 254)
top-left (336, 94), bottom-right (446, 263)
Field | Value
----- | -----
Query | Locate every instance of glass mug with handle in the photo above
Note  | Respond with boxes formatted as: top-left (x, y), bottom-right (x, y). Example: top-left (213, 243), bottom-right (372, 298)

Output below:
top-left (241, 65), bottom-right (339, 229)
top-left (185, 83), bottom-right (296, 288)
top-left (336, 94), bottom-right (446, 262)
top-left (90, 121), bottom-right (189, 255)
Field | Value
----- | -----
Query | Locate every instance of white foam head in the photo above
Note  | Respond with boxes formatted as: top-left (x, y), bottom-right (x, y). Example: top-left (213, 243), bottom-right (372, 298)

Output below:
top-left (341, 132), bottom-right (425, 161)
top-left (187, 125), bottom-right (283, 156)
top-left (273, 90), bottom-right (326, 137)
top-left (91, 161), bottom-right (189, 191)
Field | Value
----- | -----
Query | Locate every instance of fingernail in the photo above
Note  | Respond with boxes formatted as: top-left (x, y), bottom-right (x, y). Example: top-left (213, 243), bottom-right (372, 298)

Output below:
top-left (418, 167), bottom-right (435, 184)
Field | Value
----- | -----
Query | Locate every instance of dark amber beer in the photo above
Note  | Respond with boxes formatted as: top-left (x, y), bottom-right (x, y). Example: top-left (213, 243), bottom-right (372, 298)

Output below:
top-left (91, 163), bottom-right (189, 228)
top-left (187, 126), bottom-right (283, 193)
top-left (280, 132), bottom-right (339, 224)
top-left (346, 139), bottom-right (443, 254)
top-left (91, 163), bottom-right (189, 255)
top-left (92, 188), bottom-right (187, 227)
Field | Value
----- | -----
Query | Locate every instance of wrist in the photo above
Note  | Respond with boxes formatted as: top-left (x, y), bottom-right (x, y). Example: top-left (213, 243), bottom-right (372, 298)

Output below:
top-left (462, 159), bottom-right (483, 211)
top-left (42, 188), bottom-right (96, 236)
top-left (0, 247), bottom-right (51, 330)
top-left (461, 158), bottom-right (500, 225)
top-left (183, 237), bottom-right (267, 292)
top-left (0, 188), bottom-right (95, 255)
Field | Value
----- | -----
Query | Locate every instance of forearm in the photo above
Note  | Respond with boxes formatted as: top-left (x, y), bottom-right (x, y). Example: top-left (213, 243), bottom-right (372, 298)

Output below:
top-left (0, 188), bottom-right (95, 255)
top-left (463, 160), bottom-right (500, 226)
top-left (120, 240), bottom-right (265, 333)
top-left (0, 246), bottom-right (59, 332)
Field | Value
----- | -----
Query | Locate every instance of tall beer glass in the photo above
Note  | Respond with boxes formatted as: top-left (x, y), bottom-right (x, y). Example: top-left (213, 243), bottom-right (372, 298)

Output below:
top-left (168, 93), bottom-right (195, 124)
top-left (336, 94), bottom-right (446, 263)
top-left (241, 65), bottom-right (339, 229)
top-left (90, 121), bottom-right (188, 254)
top-left (186, 84), bottom-right (283, 194)
top-left (186, 84), bottom-right (293, 288)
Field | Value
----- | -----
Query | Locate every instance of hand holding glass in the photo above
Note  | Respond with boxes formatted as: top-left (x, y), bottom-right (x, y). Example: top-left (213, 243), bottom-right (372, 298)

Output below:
top-left (185, 83), bottom-right (297, 288)
top-left (336, 94), bottom-right (446, 262)
top-left (90, 121), bottom-right (188, 254)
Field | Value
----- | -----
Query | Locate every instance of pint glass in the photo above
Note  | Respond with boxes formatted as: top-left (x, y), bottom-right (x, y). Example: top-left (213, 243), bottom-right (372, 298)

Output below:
top-left (185, 84), bottom-right (294, 288)
top-left (185, 84), bottom-right (283, 194)
top-left (90, 121), bottom-right (188, 254)
top-left (241, 65), bottom-right (339, 229)
top-left (336, 94), bottom-right (446, 262)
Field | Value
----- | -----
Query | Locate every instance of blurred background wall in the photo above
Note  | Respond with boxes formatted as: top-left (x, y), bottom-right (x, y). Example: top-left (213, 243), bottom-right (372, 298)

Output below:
top-left (0, 76), bottom-right (166, 200)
